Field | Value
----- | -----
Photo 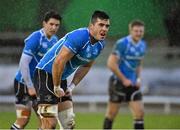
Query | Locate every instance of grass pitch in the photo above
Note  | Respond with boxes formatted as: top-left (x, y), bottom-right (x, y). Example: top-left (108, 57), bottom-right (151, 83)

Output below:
top-left (0, 112), bottom-right (180, 129)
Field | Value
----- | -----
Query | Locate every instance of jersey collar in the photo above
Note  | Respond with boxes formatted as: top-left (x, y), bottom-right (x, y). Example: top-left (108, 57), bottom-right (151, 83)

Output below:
top-left (40, 28), bottom-right (54, 42)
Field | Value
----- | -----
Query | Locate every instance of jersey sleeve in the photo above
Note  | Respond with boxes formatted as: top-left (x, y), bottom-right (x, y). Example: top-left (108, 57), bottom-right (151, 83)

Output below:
top-left (112, 39), bottom-right (127, 58)
top-left (63, 31), bottom-right (84, 54)
top-left (141, 40), bottom-right (147, 56)
top-left (144, 41), bottom-right (147, 55)
top-left (19, 53), bottom-right (34, 88)
top-left (23, 32), bottom-right (40, 57)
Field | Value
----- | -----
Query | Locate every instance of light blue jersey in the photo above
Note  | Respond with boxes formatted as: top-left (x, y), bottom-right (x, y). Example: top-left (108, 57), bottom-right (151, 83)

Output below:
top-left (15, 29), bottom-right (58, 84)
top-left (112, 35), bottom-right (147, 85)
top-left (37, 28), bottom-right (105, 80)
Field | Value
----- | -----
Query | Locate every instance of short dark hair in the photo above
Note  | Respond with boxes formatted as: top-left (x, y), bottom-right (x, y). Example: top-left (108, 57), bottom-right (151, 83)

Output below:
top-left (90, 10), bottom-right (109, 24)
top-left (44, 10), bottom-right (62, 22)
top-left (129, 19), bottom-right (145, 28)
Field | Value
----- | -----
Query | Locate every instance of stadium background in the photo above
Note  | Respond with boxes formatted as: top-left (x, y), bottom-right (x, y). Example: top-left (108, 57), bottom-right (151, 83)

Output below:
top-left (0, 0), bottom-right (180, 129)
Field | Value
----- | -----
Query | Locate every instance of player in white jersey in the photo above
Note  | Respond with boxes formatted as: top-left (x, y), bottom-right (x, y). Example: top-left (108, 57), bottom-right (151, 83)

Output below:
top-left (33, 10), bottom-right (110, 129)
top-left (11, 10), bottom-right (61, 129)
top-left (103, 20), bottom-right (146, 129)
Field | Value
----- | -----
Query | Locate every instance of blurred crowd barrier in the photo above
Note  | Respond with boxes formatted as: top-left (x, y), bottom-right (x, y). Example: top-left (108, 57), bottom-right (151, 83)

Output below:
top-left (1, 65), bottom-right (180, 96)
top-left (1, 65), bottom-right (180, 114)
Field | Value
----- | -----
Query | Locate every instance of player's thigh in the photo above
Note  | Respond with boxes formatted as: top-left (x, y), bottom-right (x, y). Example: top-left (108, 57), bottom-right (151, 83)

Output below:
top-left (58, 79), bottom-right (73, 112)
top-left (58, 95), bottom-right (75, 129)
top-left (58, 100), bottom-right (73, 112)
top-left (41, 116), bottom-right (57, 129)
top-left (108, 76), bottom-right (126, 103)
top-left (129, 100), bottom-right (144, 118)
top-left (58, 101), bottom-right (75, 129)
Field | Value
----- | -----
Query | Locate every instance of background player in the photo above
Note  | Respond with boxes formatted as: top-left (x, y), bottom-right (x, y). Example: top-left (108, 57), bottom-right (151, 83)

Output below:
top-left (103, 20), bottom-right (146, 130)
top-left (33, 10), bottom-right (110, 129)
top-left (11, 10), bottom-right (61, 129)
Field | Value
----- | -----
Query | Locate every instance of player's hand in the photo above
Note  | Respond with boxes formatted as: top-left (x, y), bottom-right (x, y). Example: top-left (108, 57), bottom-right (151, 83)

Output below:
top-left (135, 78), bottom-right (141, 88)
top-left (122, 78), bottom-right (132, 87)
top-left (54, 85), bottom-right (65, 97)
top-left (65, 83), bottom-right (75, 96)
top-left (30, 95), bottom-right (38, 109)
top-left (28, 87), bottom-right (37, 96)
top-left (65, 87), bottom-right (72, 96)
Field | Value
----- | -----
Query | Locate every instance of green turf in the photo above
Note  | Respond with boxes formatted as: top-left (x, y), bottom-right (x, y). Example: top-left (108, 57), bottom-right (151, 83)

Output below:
top-left (1, 112), bottom-right (180, 129)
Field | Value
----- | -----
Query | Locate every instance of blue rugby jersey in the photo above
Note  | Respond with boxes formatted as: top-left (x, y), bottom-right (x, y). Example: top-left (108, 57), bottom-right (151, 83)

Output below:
top-left (37, 27), bottom-right (105, 80)
top-left (15, 29), bottom-right (58, 84)
top-left (112, 35), bottom-right (147, 85)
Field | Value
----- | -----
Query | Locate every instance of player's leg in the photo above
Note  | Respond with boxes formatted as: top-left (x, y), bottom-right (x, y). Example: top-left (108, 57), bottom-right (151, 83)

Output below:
top-left (11, 106), bottom-right (31, 129)
top-left (11, 80), bottom-right (31, 129)
top-left (129, 101), bottom-right (144, 129)
top-left (31, 95), bottom-right (42, 128)
top-left (58, 80), bottom-right (75, 129)
top-left (128, 89), bottom-right (144, 129)
top-left (34, 69), bottom-right (59, 129)
top-left (37, 104), bottom-right (58, 129)
top-left (103, 101), bottom-right (120, 129)
top-left (58, 100), bottom-right (75, 129)
top-left (103, 76), bottom-right (124, 129)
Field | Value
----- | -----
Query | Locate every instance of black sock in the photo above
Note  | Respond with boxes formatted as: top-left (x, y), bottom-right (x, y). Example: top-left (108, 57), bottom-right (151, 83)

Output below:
top-left (134, 119), bottom-right (144, 129)
top-left (103, 117), bottom-right (113, 129)
top-left (10, 123), bottom-right (20, 130)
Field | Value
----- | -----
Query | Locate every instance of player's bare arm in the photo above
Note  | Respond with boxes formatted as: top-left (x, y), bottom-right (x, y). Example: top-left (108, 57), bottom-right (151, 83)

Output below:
top-left (52, 46), bottom-right (74, 97)
top-left (72, 60), bottom-right (95, 85)
top-left (65, 61), bottom-right (95, 96)
top-left (107, 54), bottom-right (132, 87)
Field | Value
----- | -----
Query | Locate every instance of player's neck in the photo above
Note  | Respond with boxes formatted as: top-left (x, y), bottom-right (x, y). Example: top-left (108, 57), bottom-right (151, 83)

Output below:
top-left (46, 35), bottom-right (51, 39)
top-left (42, 29), bottom-right (52, 40)
top-left (90, 35), bottom-right (98, 44)
top-left (131, 38), bottom-right (140, 44)
top-left (89, 27), bottom-right (98, 44)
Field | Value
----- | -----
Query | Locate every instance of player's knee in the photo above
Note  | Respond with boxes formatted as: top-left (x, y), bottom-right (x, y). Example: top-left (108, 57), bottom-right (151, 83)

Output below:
top-left (37, 104), bottom-right (58, 118)
top-left (108, 111), bottom-right (117, 119)
top-left (58, 108), bottom-right (75, 129)
top-left (107, 108), bottom-right (118, 119)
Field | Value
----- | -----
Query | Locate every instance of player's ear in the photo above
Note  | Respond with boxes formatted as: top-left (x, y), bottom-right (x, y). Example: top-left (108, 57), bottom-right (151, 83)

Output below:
top-left (89, 23), bottom-right (93, 29)
top-left (129, 27), bottom-right (133, 34)
top-left (43, 21), bottom-right (46, 27)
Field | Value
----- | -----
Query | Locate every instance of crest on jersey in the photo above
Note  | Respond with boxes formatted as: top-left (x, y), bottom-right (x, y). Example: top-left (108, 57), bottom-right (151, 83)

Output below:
top-left (42, 42), bottom-right (48, 48)
top-left (130, 47), bottom-right (135, 52)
